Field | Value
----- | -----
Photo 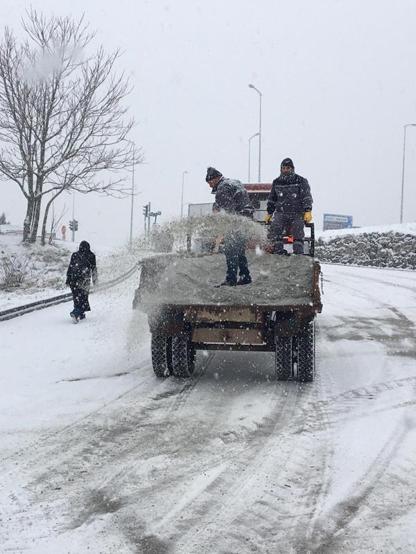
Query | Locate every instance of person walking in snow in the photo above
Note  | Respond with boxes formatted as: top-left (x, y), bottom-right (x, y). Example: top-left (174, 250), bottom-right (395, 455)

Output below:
top-left (66, 241), bottom-right (98, 323)
top-left (206, 167), bottom-right (254, 286)
top-left (264, 158), bottom-right (313, 255)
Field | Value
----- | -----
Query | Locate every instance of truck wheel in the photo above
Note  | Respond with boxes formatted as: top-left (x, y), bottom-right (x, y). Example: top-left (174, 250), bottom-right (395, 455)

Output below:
top-left (151, 333), bottom-right (173, 378)
top-left (275, 336), bottom-right (292, 380)
top-left (172, 334), bottom-right (195, 378)
top-left (297, 322), bottom-right (315, 383)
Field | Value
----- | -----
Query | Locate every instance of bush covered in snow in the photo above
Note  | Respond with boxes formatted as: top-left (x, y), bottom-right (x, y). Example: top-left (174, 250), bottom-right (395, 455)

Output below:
top-left (0, 244), bottom-right (69, 290)
top-left (315, 231), bottom-right (416, 270)
top-left (0, 254), bottom-right (30, 287)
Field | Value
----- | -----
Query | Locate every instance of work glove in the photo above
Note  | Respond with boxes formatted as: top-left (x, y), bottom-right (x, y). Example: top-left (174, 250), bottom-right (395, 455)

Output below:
top-left (304, 210), bottom-right (313, 224)
top-left (264, 213), bottom-right (272, 225)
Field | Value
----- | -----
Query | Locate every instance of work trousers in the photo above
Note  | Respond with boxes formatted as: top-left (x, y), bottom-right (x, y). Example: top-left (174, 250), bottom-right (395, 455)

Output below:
top-left (70, 285), bottom-right (91, 317)
top-left (223, 230), bottom-right (250, 284)
top-left (269, 212), bottom-right (305, 254)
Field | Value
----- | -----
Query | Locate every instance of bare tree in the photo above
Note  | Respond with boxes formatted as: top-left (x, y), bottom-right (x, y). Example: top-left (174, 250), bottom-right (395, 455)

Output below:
top-left (0, 10), bottom-right (141, 243)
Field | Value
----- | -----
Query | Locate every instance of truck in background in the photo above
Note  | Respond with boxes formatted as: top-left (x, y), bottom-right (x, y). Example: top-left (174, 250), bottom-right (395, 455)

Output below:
top-left (187, 183), bottom-right (272, 222)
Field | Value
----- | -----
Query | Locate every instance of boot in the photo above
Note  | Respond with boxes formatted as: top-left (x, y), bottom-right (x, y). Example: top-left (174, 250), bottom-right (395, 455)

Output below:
top-left (70, 311), bottom-right (79, 324)
top-left (215, 280), bottom-right (236, 288)
top-left (237, 275), bottom-right (252, 285)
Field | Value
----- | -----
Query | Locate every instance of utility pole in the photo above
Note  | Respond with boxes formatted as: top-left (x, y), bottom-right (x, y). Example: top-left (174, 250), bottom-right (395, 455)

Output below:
top-left (143, 202), bottom-right (151, 237)
top-left (248, 83), bottom-right (263, 182)
top-left (400, 123), bottom-right (416, 223)
top-left (248, 132), bottom-right (260, 183)
top-left (181, 170), bottom-right (188, 218)
top-left (129, 150), bottom-right (135, 249)
top-left (147, 202), bottom-right (151, 236)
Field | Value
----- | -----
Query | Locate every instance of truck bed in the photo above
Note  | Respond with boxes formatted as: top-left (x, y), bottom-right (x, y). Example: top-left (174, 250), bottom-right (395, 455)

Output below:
top-left (137, 252), bottom-right (322, 311)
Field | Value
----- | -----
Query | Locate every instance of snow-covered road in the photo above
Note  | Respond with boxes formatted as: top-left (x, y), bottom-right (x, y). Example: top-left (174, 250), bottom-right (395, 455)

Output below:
top-left (1, 264), bottom-right (416, 553)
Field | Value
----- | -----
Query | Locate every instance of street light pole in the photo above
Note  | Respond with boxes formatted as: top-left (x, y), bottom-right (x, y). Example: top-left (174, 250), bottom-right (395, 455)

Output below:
top-left (127, 141), bottom-right (136, 249)
top-left (248, 132), bottom-right (260, 183)
top-left (249, 83), bottom-right (262, 182)
top-left (129, 150), bottom-right (135, 249)
top-left (181, 170), bottom-right (188, 218)
top-left (400, 123), bottom-right (416, 224)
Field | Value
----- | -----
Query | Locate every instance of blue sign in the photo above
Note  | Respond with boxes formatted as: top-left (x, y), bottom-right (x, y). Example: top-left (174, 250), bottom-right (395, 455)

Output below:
top-left (323, 213), bottom-right (353, 231)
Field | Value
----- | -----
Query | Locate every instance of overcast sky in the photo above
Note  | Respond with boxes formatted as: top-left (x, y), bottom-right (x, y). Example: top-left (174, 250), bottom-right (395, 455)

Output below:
top-left (1, 0), bottom-right (416, 246)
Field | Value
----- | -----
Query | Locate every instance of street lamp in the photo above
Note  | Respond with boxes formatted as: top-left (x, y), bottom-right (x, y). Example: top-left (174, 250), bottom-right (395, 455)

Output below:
top-left (400, 123), bottom-right (416, 224)
top-left (181, 170), bottom-right (188, 218)
top-left (123, 139), bottom-right (136, 249)
top-left (129, 149), bottom-right (136, 249)
top-left (248, 132), bottom-right (260, 183)
top-left (248, 83), bottom-right (262, 182)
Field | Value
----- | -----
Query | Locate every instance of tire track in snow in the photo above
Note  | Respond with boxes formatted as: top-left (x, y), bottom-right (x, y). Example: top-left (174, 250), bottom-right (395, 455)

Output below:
top-left (302, 266), bottom-right (416, 551)
top-left (170, 381), bottom-right (331, 553)
top-left (0, 354), bottom-right (219, 550)
top-left (307, 417), bottom-right (414, 552)
top-left (3, 351), bottom-right (267, 551)
top-left (165, 352), bottom-right (215, 414)
top-left (208, 339), bottom-right (334, 554)
top-left (30, 355), bottom-right (287, 549)
top-left (295, 375), bottom-right (416, 434)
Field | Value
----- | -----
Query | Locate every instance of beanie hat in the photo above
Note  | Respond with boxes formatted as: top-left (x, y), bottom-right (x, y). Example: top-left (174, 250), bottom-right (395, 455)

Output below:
top-left (281, 158), bottom-right (294, 169)
top-left (206, 167), bottom-right (222, 182)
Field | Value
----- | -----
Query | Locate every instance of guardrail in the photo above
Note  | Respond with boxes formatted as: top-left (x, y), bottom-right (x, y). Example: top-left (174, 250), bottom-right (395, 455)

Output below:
top-left (0, 263), bottom-right (139, 323)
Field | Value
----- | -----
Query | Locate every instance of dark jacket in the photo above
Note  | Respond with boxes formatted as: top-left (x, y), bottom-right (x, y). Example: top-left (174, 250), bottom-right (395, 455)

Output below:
top-left (66, 241), bottom-right (98, 290)
top-left (267, 173), bottom-right (313, 215)
top-left (212, 177), bottom-right (254, 217)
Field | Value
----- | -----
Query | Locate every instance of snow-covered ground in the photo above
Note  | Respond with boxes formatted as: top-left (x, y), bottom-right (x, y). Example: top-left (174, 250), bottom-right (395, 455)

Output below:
top-left (0, 233), bottom-right (140, 311)
top-left (318, 221), bottom-right (416, 240)
top-left (1, 263), bottom-right (416, 552)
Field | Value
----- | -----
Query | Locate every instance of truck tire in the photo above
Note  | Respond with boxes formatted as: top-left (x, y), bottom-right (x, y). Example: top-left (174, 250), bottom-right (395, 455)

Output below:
top-left (297, 322), bottom-right (315, 382)
top-left (151, 333), bottom-right (173, 378)
top-left (172, 334), bottom-right (195, 378)
top-left (275, 335), bottom-right (292, 380)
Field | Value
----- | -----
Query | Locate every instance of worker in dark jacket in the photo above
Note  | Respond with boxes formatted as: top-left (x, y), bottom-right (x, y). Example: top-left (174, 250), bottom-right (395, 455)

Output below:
top-left (66, 240), bottom-right (98, 323)
top-left (206, 167), bottom-right (253, 286)
top-left (264, 158), bottom-right (313, 254)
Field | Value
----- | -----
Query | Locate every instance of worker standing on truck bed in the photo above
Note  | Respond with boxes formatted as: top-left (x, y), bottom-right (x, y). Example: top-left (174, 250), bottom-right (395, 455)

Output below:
top-left (264, 158), bottom-right (313, 255)
top-left (206, 166), bottom-right (254, 286)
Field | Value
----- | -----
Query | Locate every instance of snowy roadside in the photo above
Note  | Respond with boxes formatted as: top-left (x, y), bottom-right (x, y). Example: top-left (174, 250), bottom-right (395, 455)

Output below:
top-left (316, 222), bottom-right (416, 270)
top-left (0, 276), bottom-right (148, 459)
top-left (0, 233), bottom-right (145, 311)
top-left (317, 221), bottom-right (416, 240)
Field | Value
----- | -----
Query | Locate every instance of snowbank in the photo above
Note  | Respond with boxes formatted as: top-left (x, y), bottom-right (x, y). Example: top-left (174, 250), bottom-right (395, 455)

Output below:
top-left (316, 227), bottom-right (416, 270)
top-left (318, 222), bottom-right (416, 241)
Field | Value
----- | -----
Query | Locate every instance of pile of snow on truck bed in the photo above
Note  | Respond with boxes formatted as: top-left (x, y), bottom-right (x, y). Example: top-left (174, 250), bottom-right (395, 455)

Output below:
top-left (138, 252), bottom-right (316, 307)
